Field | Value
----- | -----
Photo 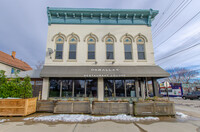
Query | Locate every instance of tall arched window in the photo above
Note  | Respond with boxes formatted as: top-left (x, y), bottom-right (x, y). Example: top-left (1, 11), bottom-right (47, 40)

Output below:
top-left (55, 37), bottom-right (64, 59)
top-left (87, 37), bottom-right (96, 60)
top-left (69, 37), bottom-right (77, 60)
top-left (124, 37), bottom-right (132, 60)
top-left (137, 37), bottom-right (145, 60)
top-left (106, 37), bottom-right (114, 60)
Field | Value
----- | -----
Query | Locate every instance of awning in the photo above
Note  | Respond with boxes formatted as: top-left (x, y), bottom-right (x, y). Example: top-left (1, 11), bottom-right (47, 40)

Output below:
top-left (40, 65), bottom-right (169, 78)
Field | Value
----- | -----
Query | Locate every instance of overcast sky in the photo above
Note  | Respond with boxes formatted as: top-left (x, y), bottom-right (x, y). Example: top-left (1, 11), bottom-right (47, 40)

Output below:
top-left (0, 0), bottom-right (200, 70)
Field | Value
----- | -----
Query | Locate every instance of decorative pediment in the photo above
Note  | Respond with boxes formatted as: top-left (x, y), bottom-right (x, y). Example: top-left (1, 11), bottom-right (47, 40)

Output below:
top-left (102, 33), bottom-right (117, 42)
top-left (84, 33), bottom-right (99, 42)
top-left (120, 33), bottom-right (134, 42)
top-left (51, 32), bottom-right (67, 41)
top-left (134, 33), bottom-right (148, 42)
top-left (66, 32), bottom-right (80, 42)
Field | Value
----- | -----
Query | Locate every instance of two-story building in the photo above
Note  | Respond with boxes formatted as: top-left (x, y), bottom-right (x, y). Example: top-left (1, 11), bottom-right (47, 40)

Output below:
top-left (0, 51), bottom-right (32, 75)
top-left (40, 7), bottom-right (169, 101)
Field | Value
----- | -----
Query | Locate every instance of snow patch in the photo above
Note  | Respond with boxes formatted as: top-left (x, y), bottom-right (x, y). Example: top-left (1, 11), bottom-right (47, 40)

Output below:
top-left (24, 114), bottom-right (159, 123)
top-left (176, 112), bottom-right (188, 119)
top-left (0, 119), bottom-right (10, 123)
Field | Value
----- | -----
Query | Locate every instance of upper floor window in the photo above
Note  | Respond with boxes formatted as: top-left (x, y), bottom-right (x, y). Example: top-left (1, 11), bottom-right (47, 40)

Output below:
top-left (137, 37), bottom-right (145, 60)
top-left (106, 37), bottom-right (114, 60)
top-left (87, 37), bottom-right (96, 60)
top-left (124, 37), bottom-right (132, 60)
top-left (69, 37), bottom-right (77, 60)
top-left (55, 37), bottom-right (64, 59)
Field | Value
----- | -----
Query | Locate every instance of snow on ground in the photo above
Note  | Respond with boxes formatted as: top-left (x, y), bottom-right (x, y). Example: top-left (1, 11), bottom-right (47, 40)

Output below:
top-left (0, 119), bottom-right (10, 123)
top-left (176, 112), bottom-right (189, 119)
top-left (24, 114), bottom-right (159, 123)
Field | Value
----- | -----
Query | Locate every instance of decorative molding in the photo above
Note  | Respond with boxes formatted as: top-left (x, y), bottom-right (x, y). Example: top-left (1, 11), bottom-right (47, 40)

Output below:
top-left (134, 33), bottom-right (148, 42)
top-left (102, 33), bottom-right (117, 42)
top-left (66, 32), bottom-right (80, 42)
top-left (51, 32), bottom-right (67, 41)
top-left (47, 7), bottom-right (159, 26)
top-left (84, 33), bottom-right (99, 42)
top-left (120, 33), bottom-right (134, 42)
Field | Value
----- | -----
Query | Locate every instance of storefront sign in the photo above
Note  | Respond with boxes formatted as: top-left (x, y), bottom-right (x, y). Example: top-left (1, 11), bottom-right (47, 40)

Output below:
top-left (91, 68), bottom-right (120, 72)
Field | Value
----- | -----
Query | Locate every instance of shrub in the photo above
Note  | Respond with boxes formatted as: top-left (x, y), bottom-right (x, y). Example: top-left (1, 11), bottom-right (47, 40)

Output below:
top-left (0, 70), bottom-right (32, 98)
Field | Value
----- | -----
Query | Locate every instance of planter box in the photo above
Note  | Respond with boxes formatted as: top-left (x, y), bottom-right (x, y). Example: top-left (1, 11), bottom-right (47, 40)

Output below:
top-left (37, 100), bottom-right (54, 112)
top-left (54, 101), bottom-right (90, 114)
top-left (133, 101), bottom-right (175, 116)
top-left (0, 98), bottom-right (37, 116)
top-left (92, 101), bottom-right (129, 115)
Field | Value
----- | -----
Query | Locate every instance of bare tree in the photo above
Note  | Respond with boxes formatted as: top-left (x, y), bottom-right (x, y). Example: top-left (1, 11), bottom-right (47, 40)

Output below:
top-left (35, 61), bottom-right (44, 70)
top-left (166, 67), bottom-right (199, 84)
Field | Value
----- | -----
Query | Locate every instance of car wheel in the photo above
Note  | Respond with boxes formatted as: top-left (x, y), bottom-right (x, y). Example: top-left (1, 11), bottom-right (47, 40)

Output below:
top-left (198, 97), bottom-right (200, 100)
top-left (182, 96), bottom-right (186, 100)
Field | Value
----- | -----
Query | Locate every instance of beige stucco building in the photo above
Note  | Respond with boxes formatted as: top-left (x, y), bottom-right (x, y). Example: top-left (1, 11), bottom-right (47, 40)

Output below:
top-left (41, 7), bottom-right (169, 100)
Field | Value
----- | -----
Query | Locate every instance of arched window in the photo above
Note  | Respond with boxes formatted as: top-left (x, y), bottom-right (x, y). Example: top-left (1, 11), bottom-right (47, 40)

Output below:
top-left (106, 37), bottom-right (114, 60)
top-left (55, 37), bottom-right (64, 59)
top-left (124, 37), bottom-right (132, 60)
top-left (137, 37), bottom-right (145, 60)
top-left (87, 37), bottom-right (96, 60)
top-left (69, 37), bottom-right (77, 60)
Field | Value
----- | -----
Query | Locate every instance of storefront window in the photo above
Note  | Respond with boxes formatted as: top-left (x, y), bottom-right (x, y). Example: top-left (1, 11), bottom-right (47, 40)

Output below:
top-left (115, 80), bottom-right (125, 97)
top-left (62, 80), bottom-right (73, 97)
top-left (126, 80), bottom-right (135, 97)
top-left (104, 79), bottom-right (114, 97)
top-left (74, 79), bottom-right (85, 97)
top-left (86, 79), bottom-right (97, 97)
top-left (49, 78), bottom-right (61, 97)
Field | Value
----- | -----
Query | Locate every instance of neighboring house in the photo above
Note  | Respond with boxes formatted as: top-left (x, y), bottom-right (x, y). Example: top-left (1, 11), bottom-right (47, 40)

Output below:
top-left (8, 69), bottom-right (43, 98)
top-left (0, 51), bottom-right (32, 75)
top-left (40, 7), bottom-right (169, 100)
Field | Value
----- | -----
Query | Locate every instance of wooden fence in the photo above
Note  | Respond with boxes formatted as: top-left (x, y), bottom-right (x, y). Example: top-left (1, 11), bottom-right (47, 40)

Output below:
top-left (0, 98), bottom-right (37, 116)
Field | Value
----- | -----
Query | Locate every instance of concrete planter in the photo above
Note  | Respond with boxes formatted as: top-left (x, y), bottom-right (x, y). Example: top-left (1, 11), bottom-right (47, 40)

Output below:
top-left (54, 101), bottom-right (90, 114)
top-left (37, 100), bottom-right (54, 112)
top-left (0, 98), bottom-right (37, 116)
top-left (133, 101), bottom-right (175, 116)
top-left (92, 101), bottom-right (129, 115)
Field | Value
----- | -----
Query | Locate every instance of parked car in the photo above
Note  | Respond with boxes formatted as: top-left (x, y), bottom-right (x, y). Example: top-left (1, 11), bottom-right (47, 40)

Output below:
top-left (182, 91), bottom-right (200, 100)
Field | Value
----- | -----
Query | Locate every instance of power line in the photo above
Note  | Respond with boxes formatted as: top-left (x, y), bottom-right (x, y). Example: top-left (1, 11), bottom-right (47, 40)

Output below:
top-left (154, 10), bottom-right (200, 49)
top-left (152, 0), bottom-right (192, 39)
top-left (152, 0), bottom-right (188, 37)
top-left (152, 0), bottom-right (175, 30)
top-left (155, 42), bottom-right (200, 62)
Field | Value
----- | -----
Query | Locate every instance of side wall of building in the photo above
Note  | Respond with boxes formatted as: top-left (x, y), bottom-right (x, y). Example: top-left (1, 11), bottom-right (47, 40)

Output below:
top-left (44, 24), bottom-right (155, 66)
top-left (0, 63), bottom-right (12, 75)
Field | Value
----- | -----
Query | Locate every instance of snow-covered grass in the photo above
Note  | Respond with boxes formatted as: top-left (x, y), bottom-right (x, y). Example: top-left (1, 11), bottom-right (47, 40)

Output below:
top-left (176, 112), bottom-right (189, 119)
top-left (24, 114), bottom-right (159, 123)
top-left (0, 119), bottom-right (9, 123)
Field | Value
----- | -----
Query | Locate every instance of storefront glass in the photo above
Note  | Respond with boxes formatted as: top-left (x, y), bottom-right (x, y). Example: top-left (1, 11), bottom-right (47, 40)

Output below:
top-left (74, 79), bottom-right (85, 97)
top-left (104, 79), bottom-right (114, 97)
top-left (126, 79), bottom-right (135, 97)
top-left (49, 78), bottom-right (61, 97)
top-left (62, 79), bottom-right (73, 97)
top-left (86, 79), bottom-right (97, 97)
top-left (115, 80), bottom-right (125, 97)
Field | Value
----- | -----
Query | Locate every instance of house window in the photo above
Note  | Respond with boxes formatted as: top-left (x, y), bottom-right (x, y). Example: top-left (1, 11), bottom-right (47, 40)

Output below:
top-left (11, 68), bottom-right (15, 74)
top-left (137, 37), bottom-right (145, 60)
top-left (69, 37), bottom-right (77, 60)
top-left (106, 37), bottom-right (114, 60)
top-left (88, 37), bottom-right (96, 60)
top-left (55, 37), bottom-right (64, 59)
top-left (124, 38), bottom-right (132, 60)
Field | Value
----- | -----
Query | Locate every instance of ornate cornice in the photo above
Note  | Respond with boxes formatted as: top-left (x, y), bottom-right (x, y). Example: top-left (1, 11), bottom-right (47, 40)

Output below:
top-left (47, 7), bottom-right (158, 26)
